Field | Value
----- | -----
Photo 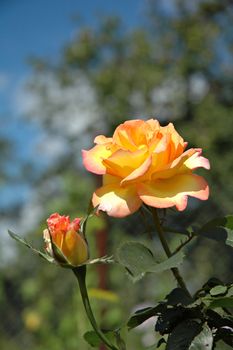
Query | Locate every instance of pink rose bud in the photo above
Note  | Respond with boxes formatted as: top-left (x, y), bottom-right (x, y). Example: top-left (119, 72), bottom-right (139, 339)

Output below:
top-left (43, 213), bottom-right (89, 266)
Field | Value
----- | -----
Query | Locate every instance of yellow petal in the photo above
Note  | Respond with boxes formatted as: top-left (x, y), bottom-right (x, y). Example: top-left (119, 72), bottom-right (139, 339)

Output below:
top-left (103, 174), bottom-right (121, 186)
top-left (113, 128), bottom-right (138, 151)
top-left (94, 135), bottom-right (113, 144)
top-left (165, 123), bottom-right (185, 156)
top-left (62, 230), bottom-right (89, 266)
top-left (93, 183), bottom-right (142, 217)
top-left (146, 119), bottom-right (160, 130)
top-left (113, 119), bottom-right (150, 149)
top-left (151, 148), bottom-right (207, 180)
top-left (183, 149), bottom-right (210, 170)
top-left (82, 144), bottom-right (114, 175)
top-left (103, 147), bottom-right (148, 178)
top-left (121, 155), bottom-right (152, 185)
top-left (138, 174), bottom-right (209, 211)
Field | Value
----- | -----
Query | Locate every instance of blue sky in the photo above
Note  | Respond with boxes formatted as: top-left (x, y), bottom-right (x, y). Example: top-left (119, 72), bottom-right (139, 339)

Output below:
top-left (0, 0), bottom-right (143, 74)
top-left (0, 0), bottom-right (144, 112)
top-left (0, 0), bottom-right (145, 208)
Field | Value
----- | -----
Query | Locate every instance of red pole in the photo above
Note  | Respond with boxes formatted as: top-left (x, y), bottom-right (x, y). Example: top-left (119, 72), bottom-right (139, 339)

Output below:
top-left (95, 177), bottom-right (108, 350)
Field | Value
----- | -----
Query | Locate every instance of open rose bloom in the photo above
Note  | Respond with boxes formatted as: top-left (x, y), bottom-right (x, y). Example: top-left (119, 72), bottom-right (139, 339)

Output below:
top-left (43, 213), bottom-right (89, 266)
top-left (83, 119), bottom-right (210, 218)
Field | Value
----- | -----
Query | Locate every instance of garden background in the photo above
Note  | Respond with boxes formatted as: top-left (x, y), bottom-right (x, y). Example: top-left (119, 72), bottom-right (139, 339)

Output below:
top-left (0, 1), bottom-right (233, 349)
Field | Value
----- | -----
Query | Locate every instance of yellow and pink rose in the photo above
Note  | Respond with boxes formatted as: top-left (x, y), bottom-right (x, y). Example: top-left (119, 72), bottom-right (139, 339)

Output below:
top-left (83, 119), bottom-right (210, 217)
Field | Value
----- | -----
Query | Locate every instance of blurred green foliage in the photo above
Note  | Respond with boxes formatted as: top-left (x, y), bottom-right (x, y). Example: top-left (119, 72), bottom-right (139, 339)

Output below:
top-left (1, 0), bottom-right (233, 349)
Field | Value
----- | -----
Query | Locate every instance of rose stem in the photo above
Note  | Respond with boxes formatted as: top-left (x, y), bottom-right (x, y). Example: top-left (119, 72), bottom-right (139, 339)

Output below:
top-left (73, 266), bottom-right (118, 350)
top-left (150, 207), bottom-right (191, 297)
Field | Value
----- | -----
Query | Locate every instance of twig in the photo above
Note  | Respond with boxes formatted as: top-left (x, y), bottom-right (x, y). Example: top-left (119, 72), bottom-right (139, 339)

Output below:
top-left (150, 208), bottom-right (192, 298)
top-left (172, 233), bottom-right (195, 255)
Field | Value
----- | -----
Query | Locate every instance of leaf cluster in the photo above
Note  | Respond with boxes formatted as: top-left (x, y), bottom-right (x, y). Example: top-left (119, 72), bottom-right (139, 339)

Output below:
top-left (127, 281), bottom-right (233, 349)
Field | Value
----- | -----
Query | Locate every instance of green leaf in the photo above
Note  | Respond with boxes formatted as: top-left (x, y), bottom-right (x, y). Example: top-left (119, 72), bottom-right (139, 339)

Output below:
top-left (50, 238), bottom-right (69, 265)
top-left (166, 288), bottom-right (194, 306)
top-left (163, 226), bottom-right (190, 236)
top-left (215, 340), bottom-right (233, 350)
top-left (8, 230), bottom-right (54, 263)
top-left (189, 324), bottom-right (213, 350)
top-left (83, 330), bottom-right (115, 348)
top-left (166, 320), bottom-right (202, 350)
top-left (197, 216), bottom-right (233, 248)
top-left (202, 278), bottom-right (224, 291)
top-left (116, 241), bottom-right (155, 279)
top-left (156, 304), bottom-right (202, 335)
top-left (150, 251), bottom-right (185, 274)
top-left (226, 285), bottom-right (233, 297)
top-left (116, 241), bottom-right (184, 280)
top-left (84, 331), bottom-right (101, 347)
top-left (127, 305), bottom-right (163, 330)
top-left (210, 285), bottom-right (228, 296)
top-left (208, 297), bottom-right (233, 309)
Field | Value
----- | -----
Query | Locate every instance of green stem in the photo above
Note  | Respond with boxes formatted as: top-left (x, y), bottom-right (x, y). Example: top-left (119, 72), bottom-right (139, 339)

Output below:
top-left (73, 266), bottom-right (118, 350)
top-left (139, 208), bottom-right (153, 240)
top-left (151, 208), bottom-right (191, 297)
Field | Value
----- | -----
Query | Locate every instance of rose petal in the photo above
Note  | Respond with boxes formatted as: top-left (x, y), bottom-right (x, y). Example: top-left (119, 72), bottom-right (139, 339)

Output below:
top-left (113, 128), bottom-right (138, 151)
top-left (103, 147), bottom-right (148, 178)
top-left (47, 213), bottom-right (70, 233)
top-left (138, 174), bottom-right (209, 211)
top-left (103, 174), bottom-right (122, 185)
top-left (154, 133), bottom-right (170, 153)
top-left (62, 230), bottom-right (89, 266)
top-left (151, 148), bottom-right (208, 180)
top-left (183, 149), bottom-right (210, 170)
top-left (113, 119), bottom-right (149, 149)
top-left (93, 183), bottom-right (142, 217)
top-left (94, 135), bottom-right (113, 144)
top-left (82, 144), bottom-right (114, 175)
top-left (121, 155), bottom-right (152, 185)
top-left (151, 138), bottom-right (171, 171)
top-left (166, 123), bottom-right (185, 156)
top-left (146, 119), bottom-right (160, 130)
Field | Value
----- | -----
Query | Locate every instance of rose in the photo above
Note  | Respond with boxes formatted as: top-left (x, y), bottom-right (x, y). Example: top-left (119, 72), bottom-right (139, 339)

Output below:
top-left (83, 119), bottom-right (210, 217)
top-left (43, 213), bottom-right (89, 266)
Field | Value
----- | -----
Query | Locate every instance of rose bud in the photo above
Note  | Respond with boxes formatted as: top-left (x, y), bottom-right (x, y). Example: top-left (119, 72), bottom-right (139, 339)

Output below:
top-left (43, 213), bottom-right (89, 267)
